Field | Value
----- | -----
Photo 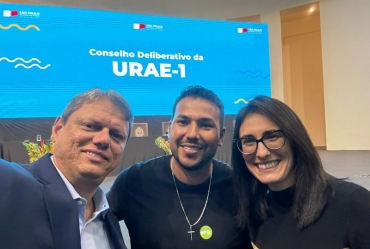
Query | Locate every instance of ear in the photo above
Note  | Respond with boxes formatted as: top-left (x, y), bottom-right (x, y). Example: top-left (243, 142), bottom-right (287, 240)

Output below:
top-left (167, 120), bottom-right (173, 139)
top-left (50, 116), bottom-right (64, 142)
top-left (218, 127), bottom-right (226, 146)
top-left (167, 120), bottom-right (172, 133)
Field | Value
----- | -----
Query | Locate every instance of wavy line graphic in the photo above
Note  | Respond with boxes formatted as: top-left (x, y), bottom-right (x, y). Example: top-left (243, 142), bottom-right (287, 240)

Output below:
top-left (0, 57), bottom-right (41, 64)
top-left (15, 63), bottom-right (51, 69)
top-left (0, 24), bottom-right (40, 31)
top-left (234, 98), bottom-right (248, 104)
top-left (246, 75), bottom-right (270, 79)
top-left (235, 70), bottom-right (263, 74)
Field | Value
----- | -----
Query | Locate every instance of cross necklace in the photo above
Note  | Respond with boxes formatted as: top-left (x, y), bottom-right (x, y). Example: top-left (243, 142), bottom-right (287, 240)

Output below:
top-left (170, 158), bottom-right (213, 241)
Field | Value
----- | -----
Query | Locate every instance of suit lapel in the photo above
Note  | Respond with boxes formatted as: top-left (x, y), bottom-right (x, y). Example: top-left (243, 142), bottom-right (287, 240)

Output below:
top-left (32, 155), bottom-right (81, 249)
top-left (104, 210), bottom-right (127, 249)
top-left (30, 155), bottom-right (127, 249)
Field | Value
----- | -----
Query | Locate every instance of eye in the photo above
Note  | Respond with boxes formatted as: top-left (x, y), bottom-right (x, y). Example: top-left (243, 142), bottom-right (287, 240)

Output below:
top-left (200, 123), bottom-right (214, 128)
top-left (264, 131), bottom-right (283, 141)
top-left (176, 119), bottom-right (188, 125)
top-left (264, 134), bottom-right (278, 141)
top-left (241, 137), bottom-right (255, 145)
top-left (84, 123), bottom-right (97, 129)
top-left (111, 132), bottom-right (124, 141)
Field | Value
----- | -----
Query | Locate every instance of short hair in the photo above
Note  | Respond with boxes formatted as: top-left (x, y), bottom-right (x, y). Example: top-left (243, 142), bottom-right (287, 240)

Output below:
top-left (172, 85), bottom-right (225, 129)
top-left (61, 88), bottom-right (134, 138)
top-left (232, 95), bottom-right (332, 233)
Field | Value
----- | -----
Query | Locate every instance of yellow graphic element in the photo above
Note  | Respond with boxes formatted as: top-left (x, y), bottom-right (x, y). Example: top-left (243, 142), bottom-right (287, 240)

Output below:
top-left (0, 24), bottom-right (40, 31)
top-left (234, 98), bottom-right (248, 104)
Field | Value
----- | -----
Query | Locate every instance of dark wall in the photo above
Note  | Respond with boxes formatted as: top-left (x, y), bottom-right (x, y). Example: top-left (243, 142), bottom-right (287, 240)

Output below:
top-left (0, 118), bottom-right (55, 142)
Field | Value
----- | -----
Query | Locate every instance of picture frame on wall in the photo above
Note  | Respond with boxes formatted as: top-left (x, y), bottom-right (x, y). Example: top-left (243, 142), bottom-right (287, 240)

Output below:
top-left (131, 123), bottom-right (149, 137)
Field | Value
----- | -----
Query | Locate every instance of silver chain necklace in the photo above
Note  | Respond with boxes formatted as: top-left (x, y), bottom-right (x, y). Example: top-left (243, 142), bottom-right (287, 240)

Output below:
top-left (170, 158), bottom-right (213, 241)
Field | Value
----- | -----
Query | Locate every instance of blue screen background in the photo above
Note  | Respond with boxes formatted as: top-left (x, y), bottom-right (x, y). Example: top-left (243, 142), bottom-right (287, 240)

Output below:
top-left (0, 4), bottom-right (270, 117)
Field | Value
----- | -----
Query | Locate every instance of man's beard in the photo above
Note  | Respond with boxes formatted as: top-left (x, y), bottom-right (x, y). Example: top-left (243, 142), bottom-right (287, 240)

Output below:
top-left (172, 153), bottom-right (212, 172)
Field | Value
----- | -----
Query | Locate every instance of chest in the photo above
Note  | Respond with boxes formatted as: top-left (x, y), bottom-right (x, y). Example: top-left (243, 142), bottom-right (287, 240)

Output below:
top-left (123, 178), bottom-right (243, 249)
top-left (253, 207), bottom-right (348, 249)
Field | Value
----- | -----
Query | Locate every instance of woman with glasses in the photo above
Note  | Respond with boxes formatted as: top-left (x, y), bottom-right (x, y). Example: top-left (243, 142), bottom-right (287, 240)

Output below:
top-left (232, 95), bottom-right (370, 249)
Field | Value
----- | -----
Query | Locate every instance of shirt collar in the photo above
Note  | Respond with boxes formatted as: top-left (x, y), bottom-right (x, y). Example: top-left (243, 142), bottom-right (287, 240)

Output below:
top-left (50, 155), bottom-right (109, 218)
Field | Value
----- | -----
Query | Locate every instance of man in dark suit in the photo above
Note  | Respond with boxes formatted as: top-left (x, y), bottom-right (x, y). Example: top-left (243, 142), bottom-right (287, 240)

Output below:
top-left (0, 88), bottom-right (133, 249)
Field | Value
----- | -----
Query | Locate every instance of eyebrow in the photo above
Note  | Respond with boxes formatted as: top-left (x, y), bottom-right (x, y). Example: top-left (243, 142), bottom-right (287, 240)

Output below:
top-left (198, 117), bottom-right (217, 124)
top-left (240, 129), bottom-right (279, 138)
top-left (175, 114), bottom-right (188, 119)
top-left (176, 115), bottom-right (217, 124)
top-left (79, 117), bottom-right (127, 133)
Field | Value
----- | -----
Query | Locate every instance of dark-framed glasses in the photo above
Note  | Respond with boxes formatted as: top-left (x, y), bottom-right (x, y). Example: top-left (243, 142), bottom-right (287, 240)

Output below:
top-left (234, 130), bottom-right (286, 155)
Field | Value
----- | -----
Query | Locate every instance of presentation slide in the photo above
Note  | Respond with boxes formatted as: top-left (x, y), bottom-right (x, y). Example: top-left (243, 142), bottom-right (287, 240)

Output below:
top-left (0, 4), bottom-right (270, 118)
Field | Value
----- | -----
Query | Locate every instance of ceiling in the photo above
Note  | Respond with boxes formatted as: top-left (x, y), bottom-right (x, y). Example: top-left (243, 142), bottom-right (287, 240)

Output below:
top-left (2, 0), bottom-right (315, 20)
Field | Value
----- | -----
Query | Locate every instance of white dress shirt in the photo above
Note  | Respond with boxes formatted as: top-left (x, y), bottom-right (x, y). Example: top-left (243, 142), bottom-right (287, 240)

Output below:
top-left (51, 156), bottom-right (112, 249)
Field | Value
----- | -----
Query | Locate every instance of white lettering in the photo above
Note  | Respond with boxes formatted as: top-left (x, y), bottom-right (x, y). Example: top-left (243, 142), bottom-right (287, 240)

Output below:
top-left (112, 62), bottom-right (186, 78)
top-left (129, 62), bottom-right (143, 76)
top-left (89, 49), bottom-right (96, 56)
top-left (160, 64), bottom-right (172, 77)
top-left (143, 63), bottom-right (160, 77)
top-left (89, 49), bottom-right (134, 57)
top-left (112, 61), bottom-right (128, 76)
top-left (136, 51), bottom-right (192, 60)
top-left (137, 52), bottom-right (144, 58)
top-left (178, 64), bottom-right (186, 78)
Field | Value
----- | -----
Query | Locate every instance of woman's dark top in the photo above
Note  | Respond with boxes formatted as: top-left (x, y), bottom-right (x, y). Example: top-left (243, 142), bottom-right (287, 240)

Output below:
top-left (253, 180), bottom-right (370, 249)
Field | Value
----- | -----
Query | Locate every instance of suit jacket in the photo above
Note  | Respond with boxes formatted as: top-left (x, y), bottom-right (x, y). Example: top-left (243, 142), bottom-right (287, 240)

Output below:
top-left (0, 155), bottom-right (127, 249)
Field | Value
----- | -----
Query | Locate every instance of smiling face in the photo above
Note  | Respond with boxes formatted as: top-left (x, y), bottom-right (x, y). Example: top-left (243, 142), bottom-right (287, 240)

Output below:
top-left (51, 99), bottom-right (130, 185)
top-left (168, 97), bottom-right (225, 171)
top-left (239, 113), bottom-right (295, 191)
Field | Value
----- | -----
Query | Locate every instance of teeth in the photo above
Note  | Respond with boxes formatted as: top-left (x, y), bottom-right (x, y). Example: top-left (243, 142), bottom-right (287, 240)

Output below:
top-left (183, 146), bottom-right (200, 151)
top-left (258, 161), bottom-right (278, 169)
top-left (86, 151), bottom-right (103, 159)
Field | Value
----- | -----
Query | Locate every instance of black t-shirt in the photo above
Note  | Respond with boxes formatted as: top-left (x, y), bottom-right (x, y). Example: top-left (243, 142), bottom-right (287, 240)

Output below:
top-left (253, 180), bottom-right (370, 249)
top-left (107, 155), bottom-right (251, 249)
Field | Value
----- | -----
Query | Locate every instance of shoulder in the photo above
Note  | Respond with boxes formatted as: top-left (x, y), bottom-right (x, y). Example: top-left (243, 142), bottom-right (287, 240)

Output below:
top-left (109, 155), bottom-right (171, 192)
top-left (107, 155), bottom-right (171, 219)
top-left (120, 155), bottom-right (171, 178)
top-left (332, 179), bottom-right (368, 198)
top-left (331, 180), bottom-right (370, 247)
top-left (0, 159), bottom-right (34, 180)
top-left (0, 158), bottom-right (21, 171)
top-left (212, 159), bottom-right (233, 173)
top-left (0, 159), bottom-right (41, 198)
top-left (212, 159), bottom-right (233, 183)
top-left (330, 179), bottom-right (370, 210)
top-left (133, 154), bottom-right (171, 170)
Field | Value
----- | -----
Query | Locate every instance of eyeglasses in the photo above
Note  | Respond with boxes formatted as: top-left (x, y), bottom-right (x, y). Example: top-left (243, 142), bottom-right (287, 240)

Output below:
top-left (234, 130), bottom-right (286, 155)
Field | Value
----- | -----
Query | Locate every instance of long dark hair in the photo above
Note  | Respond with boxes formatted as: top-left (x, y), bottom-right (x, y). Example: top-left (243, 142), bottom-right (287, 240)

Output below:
top-left (232, 96), bottom-right (333, 234)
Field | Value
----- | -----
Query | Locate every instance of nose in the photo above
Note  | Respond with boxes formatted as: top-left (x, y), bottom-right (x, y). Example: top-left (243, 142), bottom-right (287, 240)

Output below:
top-left (186, 123), bottom-right (199, 140)
top-left (92, 128), bottom-right (110, 149)
top-left (255, 140), bottom-right (270, 158)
